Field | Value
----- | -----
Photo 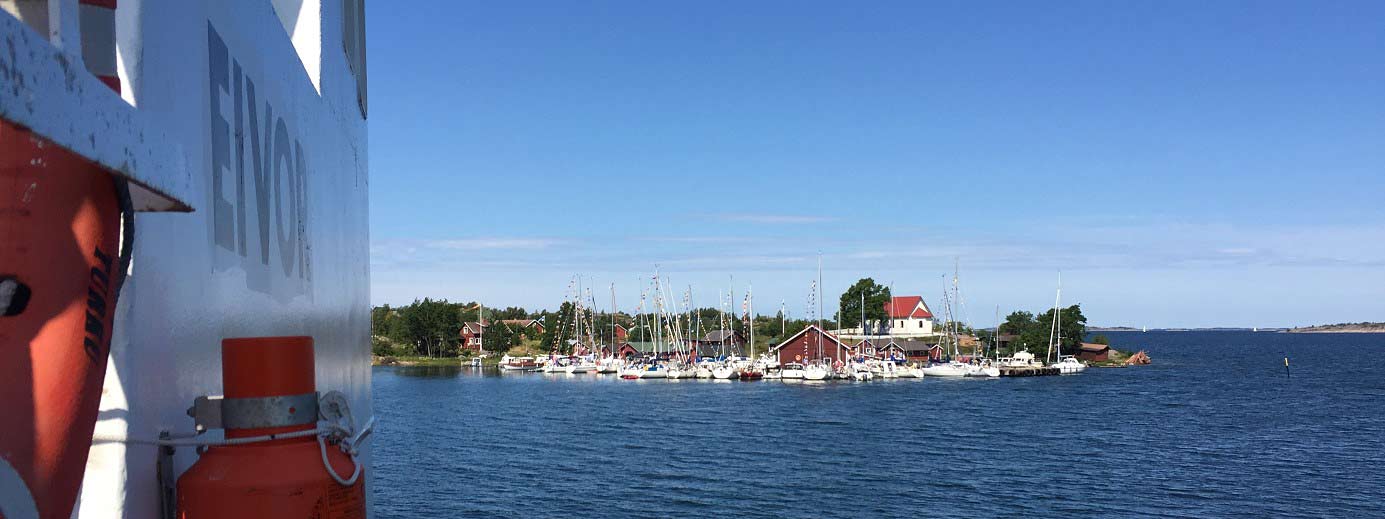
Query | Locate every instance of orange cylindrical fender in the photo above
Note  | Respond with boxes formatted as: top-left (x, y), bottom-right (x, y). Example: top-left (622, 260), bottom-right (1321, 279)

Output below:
top-left (176, 337), bottom-right (367, 519)
top-left (0, 118), bottom-right (125, 519)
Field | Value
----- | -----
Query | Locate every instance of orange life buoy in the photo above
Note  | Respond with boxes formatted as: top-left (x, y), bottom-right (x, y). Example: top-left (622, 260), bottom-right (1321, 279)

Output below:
top-left (1, 118), bottom-right (126, 519)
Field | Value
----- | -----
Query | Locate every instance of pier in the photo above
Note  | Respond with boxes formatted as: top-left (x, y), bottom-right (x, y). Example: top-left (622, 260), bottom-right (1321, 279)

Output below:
top-left (999, 366), bottom-right (1061, 377)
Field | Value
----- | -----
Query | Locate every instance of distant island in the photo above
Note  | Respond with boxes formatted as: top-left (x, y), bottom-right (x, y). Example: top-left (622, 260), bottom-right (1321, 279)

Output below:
top-left (1089, 326), bottom-right (1287, 332)
top-left (1285, 322), bottom-right (1385, 334)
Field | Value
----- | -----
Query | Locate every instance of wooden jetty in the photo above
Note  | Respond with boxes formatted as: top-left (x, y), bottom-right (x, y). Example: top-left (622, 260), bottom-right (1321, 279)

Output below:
top-left (999, 366), bottom-right (1061, 377)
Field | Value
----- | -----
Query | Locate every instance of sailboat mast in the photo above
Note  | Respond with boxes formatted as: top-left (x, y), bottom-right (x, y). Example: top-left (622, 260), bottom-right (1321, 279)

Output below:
top-left (748, 285), bottom-right (755, 360)
top-left (1055, 273), bottom-right (1063, 361)
top-left (729, 275), bottom-right (735, 356)
top-left (947, 261), bottom-right (958, 359)
top-left (720, 290), bottom-right (731, 359)
top-left (610, 283), bottom-right (616, 355)
top-left (994, 305), bottom-right (1000, 360)
top-left (1047, 274), bottom-right (1061, 364)
top-left (687, 286), bottom-right (694, 360)
top-left (860, 292), bottom-right (865, 339)
top-left (781, 300), bottom-right (786, 338)
top-left (653, 271), bottom-right (661, 358)
top-left (817, 252), bottom-right (824, 361)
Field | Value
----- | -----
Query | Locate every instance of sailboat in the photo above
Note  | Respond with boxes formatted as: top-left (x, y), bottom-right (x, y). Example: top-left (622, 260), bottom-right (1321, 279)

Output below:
top-left (803, 362), bottom-right (831, 381)
top-left (923, 269), bottom-right (979, 377)
top-left (740, 286), bottom-right (764, 380)
top-left (596, 284), bottom-right (624, 374)
top-left (710, 286), bottom-right (740, 379)
top-left (803, 254), bottom-right (832, 381)
top-left (1046, 274), bottom-right (1087, 374)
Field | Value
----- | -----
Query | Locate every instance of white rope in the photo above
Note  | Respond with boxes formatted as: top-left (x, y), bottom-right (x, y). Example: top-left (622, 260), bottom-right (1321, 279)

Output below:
top-left (90, 391), bottom-right (375, 487)
top-left (317, 435), bottom-right (362, 486)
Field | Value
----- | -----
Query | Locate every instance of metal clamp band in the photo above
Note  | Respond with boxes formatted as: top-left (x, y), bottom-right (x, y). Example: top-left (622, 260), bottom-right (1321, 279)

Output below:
top-left (220, 392), bottom-right (319, 429)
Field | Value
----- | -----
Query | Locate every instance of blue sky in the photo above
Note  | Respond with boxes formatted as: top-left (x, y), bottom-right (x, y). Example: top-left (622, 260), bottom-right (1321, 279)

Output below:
top-left (365, 1), bottom-right (1385, 328)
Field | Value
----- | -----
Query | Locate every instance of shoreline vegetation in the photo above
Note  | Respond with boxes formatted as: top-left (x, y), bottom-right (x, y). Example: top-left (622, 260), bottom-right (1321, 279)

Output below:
top-left (373, 354), bottom-right (496, 367)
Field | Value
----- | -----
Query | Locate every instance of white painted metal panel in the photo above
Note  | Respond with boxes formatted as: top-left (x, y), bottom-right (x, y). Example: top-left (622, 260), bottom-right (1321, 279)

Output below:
top-left (71, 1), bottom-right (371, 517)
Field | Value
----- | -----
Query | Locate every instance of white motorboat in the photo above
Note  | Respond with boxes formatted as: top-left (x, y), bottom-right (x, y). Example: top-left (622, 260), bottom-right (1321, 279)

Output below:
top-left (780, 362), bottom-right (806, 380)
top-left (877, 362), bottom-right (903, 379)
top-left (851, 364), bottom-right (874, 381)
top-left (539, 356), bottom-right (572, 374)
top-left (565, 358), bottom-right (597, 374)
top-left (967, 362), bottom-right (1001, 378)
top-left (596, 357), bottom-right (623, 374)
top-left (1001, 350), bottom-right (1041, 368)
top-left (1050, 355), bottom-right (1088, 374)
top-left (803, 363), bottom-right (831, 381)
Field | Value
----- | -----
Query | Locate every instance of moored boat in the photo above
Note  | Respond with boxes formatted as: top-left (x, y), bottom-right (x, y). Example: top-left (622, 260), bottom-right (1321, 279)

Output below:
top-left (1051, 355), bottom-right (1087, 374)
top-left (920, 361), bottom-right (971, 378)
top-left (500, 356), bottom-right (538, 372)
top-left (780, 363), bottom-right (806, 380)
top-left (711, 363), bottom-right (740, 380)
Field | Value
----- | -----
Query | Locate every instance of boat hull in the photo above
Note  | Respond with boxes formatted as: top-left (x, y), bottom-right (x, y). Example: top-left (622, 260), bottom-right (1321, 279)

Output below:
top-left (920, 365), bottom-right (970, 377)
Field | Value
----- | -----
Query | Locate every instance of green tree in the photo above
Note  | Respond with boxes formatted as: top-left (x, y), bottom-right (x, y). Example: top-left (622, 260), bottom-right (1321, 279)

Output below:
top-left (838, 278), bottom-right (891, 330)
top-left (399, 298), bottom-right (462, 357)
top-left (370, 304), bottom-right (394, 337)
top-left (1000, 311), bottom-right (1035, 335)
top-left (491, 306), bottom-right (529, 320)
top-left (482, 321), bottom-right (518, 353)
top-left (371, 336), bottom-right (395, 356)
top-left (998, 305), bottom-right (1089, 358)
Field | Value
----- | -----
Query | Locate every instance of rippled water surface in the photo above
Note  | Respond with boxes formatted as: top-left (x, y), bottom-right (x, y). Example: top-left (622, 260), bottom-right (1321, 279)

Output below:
top-left (370, 332), bottom-right (1385, 518)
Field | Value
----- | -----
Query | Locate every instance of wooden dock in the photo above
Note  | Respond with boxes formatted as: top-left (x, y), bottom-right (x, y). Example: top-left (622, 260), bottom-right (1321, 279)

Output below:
top-left (999, 366), bottom-right (1061, 377)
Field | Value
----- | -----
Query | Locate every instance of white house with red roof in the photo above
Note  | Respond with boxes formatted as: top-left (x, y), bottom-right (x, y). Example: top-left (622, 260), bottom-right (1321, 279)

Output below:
top-left (881, 295), bottom-right (935, 337)
top-left (837, 295), bottom-right (936, 339)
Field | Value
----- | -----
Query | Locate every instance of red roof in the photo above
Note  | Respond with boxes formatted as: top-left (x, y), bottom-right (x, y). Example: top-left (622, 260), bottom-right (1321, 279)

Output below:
top-left (885, 296), bottom-right (933, 319)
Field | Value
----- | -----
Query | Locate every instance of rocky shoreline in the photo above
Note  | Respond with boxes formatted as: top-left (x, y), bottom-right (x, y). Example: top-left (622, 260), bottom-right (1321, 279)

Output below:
top-left (1285, 323), bottom-right (1385, 334)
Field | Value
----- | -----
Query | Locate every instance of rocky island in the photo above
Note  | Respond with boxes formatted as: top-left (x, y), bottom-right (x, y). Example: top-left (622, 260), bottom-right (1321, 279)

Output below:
top-left (1286, 322), bottom-right (1385, 333)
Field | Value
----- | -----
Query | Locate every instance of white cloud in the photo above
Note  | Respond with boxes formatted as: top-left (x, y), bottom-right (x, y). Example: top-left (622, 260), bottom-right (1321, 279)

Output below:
top-left (425, 238), bottom-right (561, 250)
top-left (713, 213), bottom-right (838, 224)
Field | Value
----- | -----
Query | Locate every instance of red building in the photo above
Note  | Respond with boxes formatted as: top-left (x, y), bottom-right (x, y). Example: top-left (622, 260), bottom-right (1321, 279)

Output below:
top-left (853, 338), bottom-right (909, 360)
top-left (770, 325), bottom-right (848, 365)
top-left (897, 342), bottom-right (942, 362)
top-left (1077, 343), bottom-right (1110, 362)
top-left (613, 323), bottom-right (628, 343)
top-left (458, 321), bottom-right (486, 353)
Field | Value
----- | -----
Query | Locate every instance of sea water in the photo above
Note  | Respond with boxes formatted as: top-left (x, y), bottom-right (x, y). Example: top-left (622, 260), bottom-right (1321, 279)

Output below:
top-left (371, 331), bottom-right (1385, 518)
